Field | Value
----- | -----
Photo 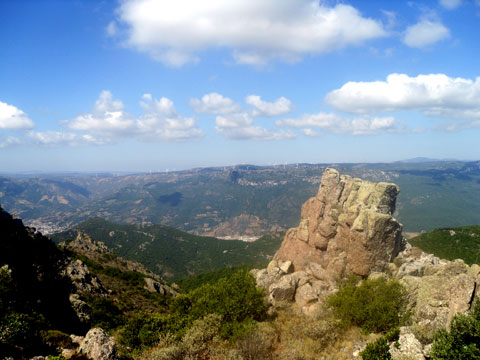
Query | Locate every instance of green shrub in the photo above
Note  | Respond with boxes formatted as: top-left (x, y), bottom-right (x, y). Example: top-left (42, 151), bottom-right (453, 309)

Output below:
top-left (327, 277), bottom-right (408, 333)
top-left (430, 300), bottom-right (480, 359)
top-left (89, 298), bottom-right (125, 331)
top-left (360, 328), bottom-right (400, 360)
top-left (41, 329), bottom-right (74, 350)
top-left (120, 270), bottom-right (266, 350)
top-left (119, 312), bottom-right (170, 349)
top-left (171, 269), bottom-right (267, 338)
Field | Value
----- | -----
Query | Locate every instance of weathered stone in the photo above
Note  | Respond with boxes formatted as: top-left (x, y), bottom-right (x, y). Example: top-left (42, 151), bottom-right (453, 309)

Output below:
top-left (268, 274), bottom-right (297, 304)
top-left (144, 277), bottom-right (179, 297)
top-left (69, 293), bottom-right (91, 323)
top-left (389, 327), bottom-right (425, 360)
top-left (79, 328), bottom-right (117, 360)
top-left (295, 283), bottom-right (317, 308)
top-left (275, 168), bottom-right (404, 282)
top-left (279, 260), bottom-right (294, 274)
top-left (252, 268), bottom-right (281, 291)
top-left (64, 259), bottom-right (106, 295)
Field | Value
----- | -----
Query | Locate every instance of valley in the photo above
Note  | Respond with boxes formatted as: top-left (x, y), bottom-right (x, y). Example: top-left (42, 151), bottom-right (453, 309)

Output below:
top-left (2, 160), bottom-right (480, 239)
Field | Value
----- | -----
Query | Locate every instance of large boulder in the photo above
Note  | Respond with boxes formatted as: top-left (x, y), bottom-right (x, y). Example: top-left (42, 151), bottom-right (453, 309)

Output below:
top-left (79, 328), bottom-right (118, 360)
top-left (275, 168), bottom-right (404, 280)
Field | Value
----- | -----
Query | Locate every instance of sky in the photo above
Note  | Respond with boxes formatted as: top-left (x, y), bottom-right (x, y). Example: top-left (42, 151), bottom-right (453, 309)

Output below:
top-left (1, 0), bottom-right (480, 172)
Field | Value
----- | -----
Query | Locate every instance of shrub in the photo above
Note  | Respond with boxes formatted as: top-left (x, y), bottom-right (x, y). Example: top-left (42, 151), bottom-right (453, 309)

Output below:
top-left (171, 269), bottom-right (267, 338)
top-left (89, 298), bottom-right (124, 331)
top-left (360, 328), bottom-right (400, 360)
top-left (430, 300), bottom-right (480, 359)
top-left (327, 277), bottom-right (408, 333)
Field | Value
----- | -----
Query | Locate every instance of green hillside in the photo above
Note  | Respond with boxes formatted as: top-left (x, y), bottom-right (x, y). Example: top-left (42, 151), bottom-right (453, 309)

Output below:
top-left (50, 218), bottom-right (283, 280)
top-left (409, 225), bottom-right (480, 265)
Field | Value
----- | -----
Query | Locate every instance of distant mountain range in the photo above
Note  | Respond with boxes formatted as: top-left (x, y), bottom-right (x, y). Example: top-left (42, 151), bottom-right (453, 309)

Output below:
top-left (1, 160), bottom-right (480, 235)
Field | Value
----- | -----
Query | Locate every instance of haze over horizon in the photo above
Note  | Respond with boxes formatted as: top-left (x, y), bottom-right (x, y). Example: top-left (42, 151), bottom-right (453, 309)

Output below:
top-left (1, 0), bottom-right (480, 172)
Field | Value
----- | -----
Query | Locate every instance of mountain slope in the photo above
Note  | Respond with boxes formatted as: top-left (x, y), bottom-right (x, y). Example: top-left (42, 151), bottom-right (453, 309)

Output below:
top-left (409, 225), bottom-right (480, 265)
top-left (51, 218), bottom-right (284, 280)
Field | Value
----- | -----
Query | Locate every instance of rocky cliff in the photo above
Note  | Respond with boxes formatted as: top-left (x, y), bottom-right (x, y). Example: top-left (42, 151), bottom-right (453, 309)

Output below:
top-left (275, 168), bottom-right (404, 278)
top-left (253, 168), bottom-right (480, 359)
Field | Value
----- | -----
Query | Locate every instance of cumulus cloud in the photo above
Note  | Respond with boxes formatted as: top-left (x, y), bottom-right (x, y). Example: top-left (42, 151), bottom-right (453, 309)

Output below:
top-left (117, 0), bottom-right (387, 66)
top-left (189, 93), bottom-right (242, 114)
top-left (276, 113), bottom-right (398, 135)
top-left (0, 101), bottom-right (35, 130)
top-left (137, 95), bottom-right (204, 141)
top-left (64, 91), bottom-right (203, 142)
top-left (191, 92), bottom-right (295, 140)
top-left (439, 0), bottom-right (462, 10)
top-left (325, 74), bottom-right (480, 122)
top-left (245, 95), bottom-right (292, 117)
top-left (403, 19), bottom-right (450, 48)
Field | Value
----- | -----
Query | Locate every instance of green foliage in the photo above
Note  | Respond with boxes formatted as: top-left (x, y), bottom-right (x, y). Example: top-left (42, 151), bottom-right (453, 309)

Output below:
top-left (41, 329), bottom-right (74, 351)
top-left (361, 337), bottom-right (391, 360)
top-left (89, 298), bottom-right (125, 331)
top-left (430, 300), bottom-right (480, 359)
top-left (410, 225), bottom-right (480, 265)
top-left (176, 264), bottom-right (260, 292)
top-left (327, 277), bottom-right (408, 333)
top-left (360, 328), bottom-right (400, 360)
top-left (119, 270), bottom-right (266, 350)
top-left (53, 219), bottom-right (283, 280)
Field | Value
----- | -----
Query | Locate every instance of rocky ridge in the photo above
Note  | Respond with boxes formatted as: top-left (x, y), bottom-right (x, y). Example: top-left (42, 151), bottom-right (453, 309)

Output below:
top-left (61, 232), bottom-right (179, 297)
top-left (253, 168), bottom-right (480, 359)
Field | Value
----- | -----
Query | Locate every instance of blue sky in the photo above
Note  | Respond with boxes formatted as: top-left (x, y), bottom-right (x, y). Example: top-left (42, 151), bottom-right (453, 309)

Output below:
top-left (1, 0), bottom-right (480, 172)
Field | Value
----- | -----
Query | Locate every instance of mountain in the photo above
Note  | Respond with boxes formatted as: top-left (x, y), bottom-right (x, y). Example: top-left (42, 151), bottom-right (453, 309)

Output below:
top-left (0, 206), bottom-right (177, 358)
top-left (50, 217), bottom-right (284, 280)
top-left (2, 160), bottom-right (480, 236)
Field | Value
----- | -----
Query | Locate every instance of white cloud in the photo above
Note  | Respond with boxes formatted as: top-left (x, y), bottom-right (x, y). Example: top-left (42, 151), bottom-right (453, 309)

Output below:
top-left (0, 101), bottom-right (34, 130)
top-left (325, 74), bottom-right (480, 124)
top-left (65, 91), bottom-right (203, 142)
top-left (117, 0), bottom-right (387, 66)
top-left (276, 113), bottom-right (398, 135)
top-left (191, 92), bottom-right (295, 140)
top-left (27, 131), bottom-right (106, 146)
top-left (0, 136), bottom-right (22, 148)
top-left (189, 93), bottom-right (242, 114)
top-left (137, 95), bottom-right (204, 141)
top-left (66, 91), bottom-right (135, 135)
top-left (214, 113), bottom-right (295, 140)
top-left (245, 95), bottom-right (292, 117)
top-left (403, 19), bottom-right (450, 48)
top-left (439, 0), bottom-right (462, 10)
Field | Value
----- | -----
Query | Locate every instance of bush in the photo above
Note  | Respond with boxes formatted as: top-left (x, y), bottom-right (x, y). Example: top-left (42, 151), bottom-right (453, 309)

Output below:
top-left (171, 269), bottom-right (267, 338)
top-left (89, 298), bottom-right (124, 331)
top-left (360, 328), bottom-right (400, 360)
top-left (327, 277), bottom-right (408, 333)
top-left (430, 300), bottom-right (480, 359)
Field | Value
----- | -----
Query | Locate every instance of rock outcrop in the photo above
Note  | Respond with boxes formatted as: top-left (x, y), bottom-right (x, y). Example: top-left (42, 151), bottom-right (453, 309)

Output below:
top-left (275, 168), bottom-right (404, 278)
top-left (78, 328), bottom-right (118, 360)
top-left (254, 168), bottom-right (406, 313)
top-left (252, 168), bottom-right (480, 359)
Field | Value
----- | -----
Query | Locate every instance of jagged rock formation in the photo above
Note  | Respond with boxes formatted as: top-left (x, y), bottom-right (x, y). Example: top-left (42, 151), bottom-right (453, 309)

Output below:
top-left (275, 168), bottom-right (404, 278)
top-left (253, 169), bottom-right (480, 359)
top-left (254, 168), bottom-right (406, 313)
